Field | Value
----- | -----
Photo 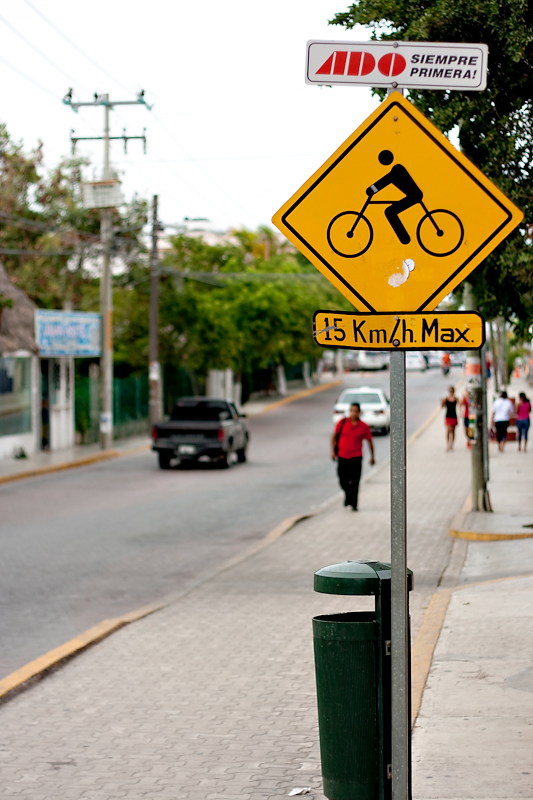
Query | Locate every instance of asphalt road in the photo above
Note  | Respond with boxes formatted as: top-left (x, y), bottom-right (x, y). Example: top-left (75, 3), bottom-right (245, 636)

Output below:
top-left (0, 365), bottom-right (462, 678)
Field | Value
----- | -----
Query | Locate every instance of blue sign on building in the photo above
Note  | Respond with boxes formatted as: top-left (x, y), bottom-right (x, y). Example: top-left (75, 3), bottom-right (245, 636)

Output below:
top-left (35, 310), bottom-right (101, 357)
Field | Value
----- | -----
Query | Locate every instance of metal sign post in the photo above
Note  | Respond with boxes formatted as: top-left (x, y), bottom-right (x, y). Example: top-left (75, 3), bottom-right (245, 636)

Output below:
top-left (389, 349), bottom-right (409, 799)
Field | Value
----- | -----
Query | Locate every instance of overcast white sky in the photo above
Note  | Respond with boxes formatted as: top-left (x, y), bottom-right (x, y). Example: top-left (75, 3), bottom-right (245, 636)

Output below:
top-left (1, 1), bottom-right (379, 231)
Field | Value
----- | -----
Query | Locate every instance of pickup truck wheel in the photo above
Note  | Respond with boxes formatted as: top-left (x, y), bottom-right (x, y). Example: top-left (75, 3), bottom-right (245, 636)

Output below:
top-left (218, 453), bottom-right (230, 469)
top-left (158, 452), bottom-right (172, 470)
top-left (236, 447), bottom-right (247, 463)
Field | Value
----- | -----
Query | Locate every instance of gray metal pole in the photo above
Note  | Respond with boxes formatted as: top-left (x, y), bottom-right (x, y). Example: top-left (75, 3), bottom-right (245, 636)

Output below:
top-left (149, 195), bottom-right (163, 425)
top-left (103, 96), bottom-right (111, 180)
top-left (463, 283), bottom-right (488, 510)
top-left (100, 207), bottom-right (113, 449)
top-left (390, 348), bottom-right (409, 800)
top-left (497, 317), bottom-right (509, 389)
top-left (490, 321), bottom-right (500, 393)
top-left (100, 95), bottom-right (113, 449)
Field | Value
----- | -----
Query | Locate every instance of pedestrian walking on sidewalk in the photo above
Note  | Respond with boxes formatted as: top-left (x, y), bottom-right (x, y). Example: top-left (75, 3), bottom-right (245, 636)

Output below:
top-left (516, 392), bottom-right (531, 452)
top-left (491, 390), bottom-right (515, 452)
top-left (331, 403), bottom-right (375, 511)
top-left (442, 386), bottom-right (458, 451)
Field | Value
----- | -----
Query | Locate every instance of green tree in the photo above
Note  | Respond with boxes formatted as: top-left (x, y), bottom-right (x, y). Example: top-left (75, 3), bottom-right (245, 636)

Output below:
top-left (330, 0), bottom-right (533, 333)
top-left (144, 228), bottom-right (348, 398)
top-left (0, 123), bottom-right (148, 315)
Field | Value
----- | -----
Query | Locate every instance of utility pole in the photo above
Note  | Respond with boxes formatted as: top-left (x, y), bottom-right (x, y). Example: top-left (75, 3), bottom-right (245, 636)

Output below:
top-left (149, 195), bottom-right (163, 425)
top-left (490, 320), bottom-right (500, 393)
top-left (498, 316), bottom-right (508, 388)
top-left (464, 283), bottom-right (491, 511)
top-left (63, 89), bottom-right (151, 448)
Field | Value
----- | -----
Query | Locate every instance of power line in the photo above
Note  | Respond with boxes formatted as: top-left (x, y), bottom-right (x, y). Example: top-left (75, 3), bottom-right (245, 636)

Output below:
top-left (111, 107), bottom-right (234, 218)
top-left (0, 211), bottom-right (100, 242)
top-left (21, 0), bottom-right (132, 93)
top-left (160, 268), bottom-right (323, 283)
top-left (0, 247), bottom-right (79, 256)
top-left (121, 152), bottom-right (329, 164)
top-left (151, 110), bottom-right (250, 216)
top-left (0, 53), bottom-right (58, 99)
top-left (0, 11), bottom-right (90, 94)
top-left (18, 0), bottom-right (260, 222)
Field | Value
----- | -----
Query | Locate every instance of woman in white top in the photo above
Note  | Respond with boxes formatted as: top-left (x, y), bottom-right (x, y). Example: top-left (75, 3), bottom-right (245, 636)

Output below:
top-left (491, 391), bottom-right (515, 452)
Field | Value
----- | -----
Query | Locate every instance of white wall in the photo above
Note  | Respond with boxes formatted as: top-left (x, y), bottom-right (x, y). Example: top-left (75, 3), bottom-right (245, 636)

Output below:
top-left (49, 357), bottom-right (75, 451)
top-left (0, 352), bottom-right (39, 459)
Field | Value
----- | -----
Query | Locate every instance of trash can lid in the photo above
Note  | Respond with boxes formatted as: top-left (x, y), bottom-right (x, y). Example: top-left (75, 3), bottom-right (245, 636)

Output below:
top-left (314, 560), bottom-right (413, 595)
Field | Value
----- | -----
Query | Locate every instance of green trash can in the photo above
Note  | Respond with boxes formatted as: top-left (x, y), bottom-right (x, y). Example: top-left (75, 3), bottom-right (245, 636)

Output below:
top-left (313, 560), bottom-right (413, 800)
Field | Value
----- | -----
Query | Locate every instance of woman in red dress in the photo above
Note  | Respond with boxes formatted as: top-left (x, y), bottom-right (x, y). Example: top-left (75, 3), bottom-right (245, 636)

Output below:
top-left (441, 386), bottom-right (458, 451)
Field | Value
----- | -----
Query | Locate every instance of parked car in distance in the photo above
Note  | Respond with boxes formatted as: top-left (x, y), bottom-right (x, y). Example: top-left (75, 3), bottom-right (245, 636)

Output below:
top-left (405, 352), bottom-right (427, 371)
top-left (152, 397), bottom-right (249, 469)
top-left (342, 350), bottom-right (359, 371)
top-left (357, 350), bottom-right (389, 370)
top-left (333, 386), bottom-right (390, 434)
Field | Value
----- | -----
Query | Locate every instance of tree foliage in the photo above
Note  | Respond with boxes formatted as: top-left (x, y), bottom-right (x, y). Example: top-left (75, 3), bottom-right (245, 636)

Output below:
top-left (330, 0), bottom-right (533, 333)
top-left (114, 227), bottom-right (349, 393)
top-left (0, 125), bottom-right (346, 394)
top-left (0, 123), bottom-right (148, 313)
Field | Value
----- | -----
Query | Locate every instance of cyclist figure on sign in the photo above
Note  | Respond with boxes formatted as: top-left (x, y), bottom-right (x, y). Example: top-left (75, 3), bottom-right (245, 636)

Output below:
top-left (366, 150), bottom-right (423, 245)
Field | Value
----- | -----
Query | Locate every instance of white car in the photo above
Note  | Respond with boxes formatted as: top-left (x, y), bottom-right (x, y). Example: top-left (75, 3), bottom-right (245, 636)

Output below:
top-left (357, 350), bottom-right (389, 370)
top-left (405, 352), bottom-right (427, 371)
top-left (333, 387), bottom-right (391, 434)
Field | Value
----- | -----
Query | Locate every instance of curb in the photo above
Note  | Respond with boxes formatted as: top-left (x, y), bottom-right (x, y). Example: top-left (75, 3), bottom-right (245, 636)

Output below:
top-left (0, 444), bottom-right (151, 487)
top-left (449, 528), bottom-right (533, 541)
top-left (0, 603), bottom-right (162, 705)
top-left (448, 498), bottom-right (533, 542)
top-left (0, 384), bottom-right (454, 704)
top-left (0, 512), bottom-right (313, 705)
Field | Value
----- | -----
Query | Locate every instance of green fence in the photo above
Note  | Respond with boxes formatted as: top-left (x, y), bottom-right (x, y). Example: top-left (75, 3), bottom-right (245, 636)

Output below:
top-left (113, 375), bottom-right (149, 439)
top-left (75, 374), bottom-right (149, 443)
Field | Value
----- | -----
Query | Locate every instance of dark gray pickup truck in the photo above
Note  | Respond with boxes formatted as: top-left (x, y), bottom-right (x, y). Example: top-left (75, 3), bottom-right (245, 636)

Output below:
top-left (152, 397), bottom-right (249, 470)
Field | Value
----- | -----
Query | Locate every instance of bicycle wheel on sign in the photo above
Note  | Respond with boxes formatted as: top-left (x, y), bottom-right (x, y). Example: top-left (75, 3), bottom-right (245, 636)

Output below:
top-left (327, 211), bottom-right (373, 258)
top-left (417, 209), bottom-right (464, 257)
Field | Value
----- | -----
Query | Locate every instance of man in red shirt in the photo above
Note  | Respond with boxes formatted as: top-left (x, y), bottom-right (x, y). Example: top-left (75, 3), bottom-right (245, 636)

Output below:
top-left (331, 402), bottom-right (375, 511)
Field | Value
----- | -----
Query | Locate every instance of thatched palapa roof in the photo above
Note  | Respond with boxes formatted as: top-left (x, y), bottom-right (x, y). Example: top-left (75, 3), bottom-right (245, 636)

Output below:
top-left (0, 261), bottom-right (38, 354)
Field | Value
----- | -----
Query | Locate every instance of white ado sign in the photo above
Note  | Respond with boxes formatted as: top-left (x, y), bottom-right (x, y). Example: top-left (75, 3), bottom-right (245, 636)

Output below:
top-left (306, 40), bottom-right (488, 91)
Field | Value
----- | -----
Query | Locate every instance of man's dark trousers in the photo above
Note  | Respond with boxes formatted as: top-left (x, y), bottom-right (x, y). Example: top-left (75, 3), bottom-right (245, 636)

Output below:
top-left (337, 456), bottom-right (363, 509)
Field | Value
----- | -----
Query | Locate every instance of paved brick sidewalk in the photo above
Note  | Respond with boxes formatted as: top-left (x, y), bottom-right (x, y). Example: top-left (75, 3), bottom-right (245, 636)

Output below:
top-left (413, 375), bottom-right (533, 800)
top-left (0, 395), bottom-right (471, 799)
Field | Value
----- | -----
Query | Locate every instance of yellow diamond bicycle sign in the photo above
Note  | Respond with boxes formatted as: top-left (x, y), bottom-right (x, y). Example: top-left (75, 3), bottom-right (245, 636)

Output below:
top-left (272, 92), bottom-right (523, 312)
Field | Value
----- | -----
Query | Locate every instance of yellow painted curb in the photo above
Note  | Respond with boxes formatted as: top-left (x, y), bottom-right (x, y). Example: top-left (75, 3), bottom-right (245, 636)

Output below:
top-left (0, 443), bottom-right (151, 487)
top-left (0, 603), bottom-right (162, 703)
top-left (449, 528), bottom-right (533, 541)
top-left (0, 512), bottom-right (312, 704)
top-left (411, 588), bottom-right (452, 726)
top-left (250, 380), bottom-right (342, 416)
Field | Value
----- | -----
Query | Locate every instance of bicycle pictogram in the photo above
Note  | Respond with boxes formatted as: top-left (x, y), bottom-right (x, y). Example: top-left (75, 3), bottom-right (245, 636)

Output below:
top-left (326, 149), bottom-right (464, 259)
